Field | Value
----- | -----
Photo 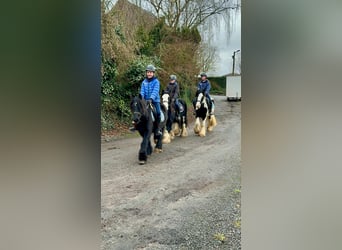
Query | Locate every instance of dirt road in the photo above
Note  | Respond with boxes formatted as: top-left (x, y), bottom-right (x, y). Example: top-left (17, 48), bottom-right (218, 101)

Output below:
top-left (101, 95), bottom-right (241, 249)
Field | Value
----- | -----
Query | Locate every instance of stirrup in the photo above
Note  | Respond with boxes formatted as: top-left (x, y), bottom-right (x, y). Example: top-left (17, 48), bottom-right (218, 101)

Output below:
top-left (155, 129), bottom-right (162, 136)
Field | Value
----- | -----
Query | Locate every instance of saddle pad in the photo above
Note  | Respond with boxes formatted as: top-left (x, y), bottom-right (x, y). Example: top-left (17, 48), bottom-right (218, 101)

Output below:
top-left (150, 111), bottom-right (155, 122)
top-left (150, 111), bottom-right (164, 122)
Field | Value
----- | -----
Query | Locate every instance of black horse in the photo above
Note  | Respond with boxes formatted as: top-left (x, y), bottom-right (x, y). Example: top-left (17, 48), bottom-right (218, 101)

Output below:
top-left (130, 95), bottom-right (167, 164)
top-left (161, 92), bottom-right (188, 139)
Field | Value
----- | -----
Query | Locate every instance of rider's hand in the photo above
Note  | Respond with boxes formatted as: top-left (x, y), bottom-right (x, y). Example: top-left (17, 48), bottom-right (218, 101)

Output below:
top-left (171, 98), bottom-right (175, 102)
top-left (146, 99), bottom-right (152, 105)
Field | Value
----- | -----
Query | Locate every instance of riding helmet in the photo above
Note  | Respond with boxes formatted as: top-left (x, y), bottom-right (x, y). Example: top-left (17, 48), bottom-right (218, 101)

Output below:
top-left (146, 64), bottom-right (156, 72)
top-left (200, 72), bottom-right (207, 77)
top-left (169, 74), bottom-right (177, 80)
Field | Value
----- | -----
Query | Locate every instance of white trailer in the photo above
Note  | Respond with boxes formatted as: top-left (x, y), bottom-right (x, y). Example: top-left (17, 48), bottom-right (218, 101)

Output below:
top-left (226, 75), bottom-right (241, 101)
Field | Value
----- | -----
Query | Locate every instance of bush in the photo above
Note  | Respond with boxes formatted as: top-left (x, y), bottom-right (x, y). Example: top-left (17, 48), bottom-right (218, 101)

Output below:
top-left (101, 58), bottom-right (131, 130)
top-left (123, 55), bottom-right (161, 93)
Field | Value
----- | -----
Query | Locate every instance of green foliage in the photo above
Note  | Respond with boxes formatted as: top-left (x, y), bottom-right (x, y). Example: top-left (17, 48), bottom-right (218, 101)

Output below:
top-left (101, 58), bottom-right (131, 130)
top-left (177, 27), bottom-right (201, 43)
top-left (123, 55), bottom-right (161, 92)
top-left (208, 76), bottom-right (226, 95)
top-left (136, 19), bottom-right (168, 56)
top-left (114, 24), bottom-right (126, 43)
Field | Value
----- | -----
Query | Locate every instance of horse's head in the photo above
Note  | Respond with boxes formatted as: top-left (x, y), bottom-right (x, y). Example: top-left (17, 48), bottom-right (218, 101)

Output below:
top-left (195, 89), bottom-right (205, 97)
top-left (161, 92), bottom-right (170, 110)
top-left (195, 92), bottom-right (206, 110)
top-left (130, 95), bottom-right (147, 125)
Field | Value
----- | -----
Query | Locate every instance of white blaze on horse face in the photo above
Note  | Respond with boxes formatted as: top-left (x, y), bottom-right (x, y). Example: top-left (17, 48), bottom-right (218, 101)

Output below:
top-left (197, 92), bottom-right (203, 102)
top-left (196, 92), bottom-right (208, 109)
top-left (162, 93), bottom-right (169, 110)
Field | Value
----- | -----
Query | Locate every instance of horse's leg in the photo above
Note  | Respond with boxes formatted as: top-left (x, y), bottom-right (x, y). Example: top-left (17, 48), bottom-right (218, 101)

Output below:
top-left (154, 130), bottom-right (163, 153)
top-left (194, 117), bottom-right (200, 134)
top-left (139, 130), bottom-right (150, 164)
top-left (162, 128), bottom-right (171, 144)
top-left (199, 117), bottom-right (207, 137)
top-left (181, 115), bottom-right (188, 137)
top-left (207, 114), bottom-right (217, 131)
top-left (147, 140), bottom-right (152, 155)
top-left (173, 122), bottom-right (180, 136)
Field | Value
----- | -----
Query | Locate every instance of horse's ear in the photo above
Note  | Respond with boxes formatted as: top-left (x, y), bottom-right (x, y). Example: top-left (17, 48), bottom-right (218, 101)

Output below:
top-left (138, 93), bottom-right (142, 99)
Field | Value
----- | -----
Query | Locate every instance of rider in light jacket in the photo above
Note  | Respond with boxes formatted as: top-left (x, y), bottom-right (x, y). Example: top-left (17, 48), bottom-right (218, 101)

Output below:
top-left (140, 64), bottom-right (162, 136)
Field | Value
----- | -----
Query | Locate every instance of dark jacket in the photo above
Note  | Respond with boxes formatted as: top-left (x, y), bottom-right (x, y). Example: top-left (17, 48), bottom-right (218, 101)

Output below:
top-left (197, 79), bottom-right (211, 96)
top-left (165, 81), bottom-right (179, 100)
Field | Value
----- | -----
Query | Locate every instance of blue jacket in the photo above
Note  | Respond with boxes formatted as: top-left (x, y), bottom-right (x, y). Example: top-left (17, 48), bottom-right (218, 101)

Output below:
top-left (140, 76), bottom-right (160, 103)
top-left (197, 79), bottom-right (211, 96)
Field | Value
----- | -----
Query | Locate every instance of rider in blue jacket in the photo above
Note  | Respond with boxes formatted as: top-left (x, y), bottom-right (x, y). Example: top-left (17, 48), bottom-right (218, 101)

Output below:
top-left (140, 64), bottom-right (162, 136)
top-left (193, 72), bottom-right (213, 114)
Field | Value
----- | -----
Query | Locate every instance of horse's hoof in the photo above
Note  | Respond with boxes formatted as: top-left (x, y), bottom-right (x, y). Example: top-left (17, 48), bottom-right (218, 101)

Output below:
top-left (154, 148), bottom-right (163, 153)
top-left (139, 160), bottom-right (145, 165)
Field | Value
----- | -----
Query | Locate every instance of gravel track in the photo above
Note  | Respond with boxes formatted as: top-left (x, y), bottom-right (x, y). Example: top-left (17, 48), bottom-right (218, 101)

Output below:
top-left (102, 96), bottom-right (241, 249)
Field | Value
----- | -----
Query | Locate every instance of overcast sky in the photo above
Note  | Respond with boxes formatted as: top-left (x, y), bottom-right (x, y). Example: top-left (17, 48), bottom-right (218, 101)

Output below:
top-left (207, 9), bottom-right (241, 76)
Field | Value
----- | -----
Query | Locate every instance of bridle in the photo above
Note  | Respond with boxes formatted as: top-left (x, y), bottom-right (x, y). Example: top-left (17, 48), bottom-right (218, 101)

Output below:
top-left (196, 92), bottom-right (205, 109)
top-left (131, 98), bottom-right (148, 125)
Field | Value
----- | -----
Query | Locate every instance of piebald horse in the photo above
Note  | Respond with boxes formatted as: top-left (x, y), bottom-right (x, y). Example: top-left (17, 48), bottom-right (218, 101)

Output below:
top-left (193, 90), bottom-right (217, 137)
top-left (161, 92), bottom-right (188, 143)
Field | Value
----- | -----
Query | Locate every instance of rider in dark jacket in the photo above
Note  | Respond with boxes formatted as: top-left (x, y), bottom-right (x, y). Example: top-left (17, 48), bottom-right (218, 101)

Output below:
top-left (193, 72), bottom-right (213, 114)
top-left (165, 75), bottom-right (184, 112)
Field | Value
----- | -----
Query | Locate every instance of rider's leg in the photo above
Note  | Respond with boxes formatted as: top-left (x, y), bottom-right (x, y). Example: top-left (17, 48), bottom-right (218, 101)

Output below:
top-left (154, 102), bottom-right (162, 136)
top-left (175, 98), bottom-right (183, 112)
top-left (206, 94), bottom-right (212, 114)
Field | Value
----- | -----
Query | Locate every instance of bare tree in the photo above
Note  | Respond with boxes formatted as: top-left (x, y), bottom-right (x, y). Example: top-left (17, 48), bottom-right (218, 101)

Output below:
top-left (196, 42), bottom-right (218, 72)
top-left (141, 0), bottom-right (240, 30)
